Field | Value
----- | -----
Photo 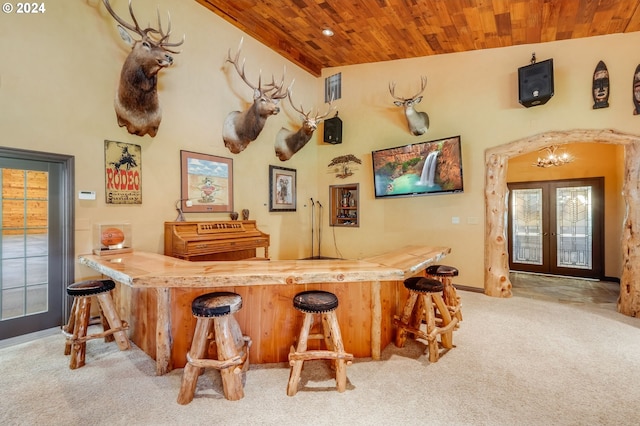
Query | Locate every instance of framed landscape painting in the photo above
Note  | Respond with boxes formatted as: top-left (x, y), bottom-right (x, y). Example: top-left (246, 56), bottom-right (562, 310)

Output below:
top-left (180, 150), bottom-right (233, 213)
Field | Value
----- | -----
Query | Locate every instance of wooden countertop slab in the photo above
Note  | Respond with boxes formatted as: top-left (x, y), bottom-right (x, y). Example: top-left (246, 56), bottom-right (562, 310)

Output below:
top-left (363, 245), bottom-right (451, 278)
top-left (78, 245), bottom-right (450, 287)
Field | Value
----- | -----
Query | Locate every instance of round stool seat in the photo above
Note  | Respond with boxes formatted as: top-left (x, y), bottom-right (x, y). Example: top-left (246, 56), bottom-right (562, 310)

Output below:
top-left (293, 290), bottom-right (338, 313)
top-left (192, 292), bottom-right (242, 318)
top-left (425, 264), bottom-right (459, 277)
top-left (403, 277), bottom-right (443, 293)
top-left (67, 279), bottom-right (115, 297)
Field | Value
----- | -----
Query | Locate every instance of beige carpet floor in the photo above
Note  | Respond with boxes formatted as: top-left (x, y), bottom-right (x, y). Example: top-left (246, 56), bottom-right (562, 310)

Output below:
top-left (1, 290), bottom-right (639, 426)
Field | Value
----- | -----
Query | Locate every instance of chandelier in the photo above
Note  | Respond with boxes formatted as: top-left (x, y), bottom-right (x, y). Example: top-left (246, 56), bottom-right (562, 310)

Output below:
top-left (534, 145), bottom-right (573, 168)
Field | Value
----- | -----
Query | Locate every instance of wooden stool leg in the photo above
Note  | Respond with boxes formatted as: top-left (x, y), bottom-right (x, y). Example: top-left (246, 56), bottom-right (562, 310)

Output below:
top-left (64, 298), bottom-right (78, 356)
top-left (432, 293), bottom-right (454, 349)
top-left (395, 292), bottom-right (419, 348)
top-left (423, 294), bottom-right (440, 363)
top-left (69, 297), bottom-right (91, 370)
top-left (320, 313), bottom-right (337, 371)
top-left (287, 313), bottom-right (313, 396)
top-left (227, 314), bottom-right (250, 374)
top-left (99, 305), bottom-right (115, 343)
top-left (442, 277), bottom-right (463, 322)
top-left (96, 293), bottom-right (130, 351)
top-left (409, 294), bottom-right (425, 331)
top-left (214, 315), bottom-right (245, 401)
top-left (177, 318), bottom-right (212, 405)
top-left (325, 312), bottom-right (347, 393)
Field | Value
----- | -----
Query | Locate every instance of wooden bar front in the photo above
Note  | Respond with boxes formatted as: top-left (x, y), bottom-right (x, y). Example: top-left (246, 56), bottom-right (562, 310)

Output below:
top-left (78, 245), bottom-right (450, 374)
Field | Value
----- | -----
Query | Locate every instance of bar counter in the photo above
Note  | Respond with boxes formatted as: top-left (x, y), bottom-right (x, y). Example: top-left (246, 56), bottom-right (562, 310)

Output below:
top-left (78, 245), bottom-right (450, 375)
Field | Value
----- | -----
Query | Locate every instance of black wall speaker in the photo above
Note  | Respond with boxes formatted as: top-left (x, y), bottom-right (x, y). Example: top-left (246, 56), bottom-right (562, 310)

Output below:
top-left (518, 59), bottom-right (554, 108)
top-left (323, 116), bottom-right (342, 144)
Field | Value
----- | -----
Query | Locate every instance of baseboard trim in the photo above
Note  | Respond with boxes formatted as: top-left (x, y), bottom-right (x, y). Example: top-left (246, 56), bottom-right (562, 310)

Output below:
top-left (455, 284), bottom-right (484, 293)
top-left (0, 327), bottom-right (60, 350)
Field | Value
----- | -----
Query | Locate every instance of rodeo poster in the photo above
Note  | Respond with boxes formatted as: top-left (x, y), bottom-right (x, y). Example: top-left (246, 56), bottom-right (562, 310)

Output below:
top-left (104, 140), bottom-right (142, 204)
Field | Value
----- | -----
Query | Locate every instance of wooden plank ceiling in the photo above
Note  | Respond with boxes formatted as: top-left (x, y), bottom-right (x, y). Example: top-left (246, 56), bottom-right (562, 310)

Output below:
top-left (196, 0), bottom-right (640, 76)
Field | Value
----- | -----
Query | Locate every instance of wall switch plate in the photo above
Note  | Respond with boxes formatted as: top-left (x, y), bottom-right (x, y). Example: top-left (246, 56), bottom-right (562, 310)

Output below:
top-left (451, 216), bottom-right (460, 224)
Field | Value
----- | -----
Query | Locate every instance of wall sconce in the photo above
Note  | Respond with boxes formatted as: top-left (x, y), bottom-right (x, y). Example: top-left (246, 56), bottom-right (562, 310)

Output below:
top-left (175, 199), bottom-right (193, 222)
top-left (534, 145), bottom-right (573, 168)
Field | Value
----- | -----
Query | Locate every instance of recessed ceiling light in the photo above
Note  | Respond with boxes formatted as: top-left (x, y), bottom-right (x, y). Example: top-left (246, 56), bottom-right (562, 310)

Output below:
top-left (322, 28), bottom-right (334, 37)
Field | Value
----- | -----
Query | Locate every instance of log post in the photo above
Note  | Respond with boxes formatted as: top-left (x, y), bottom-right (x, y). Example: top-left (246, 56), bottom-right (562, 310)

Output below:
top-left (484, 152), bottom-right (512, 297)
top-left (155, 287), bottom-right (172, 375)
top-left (618, 142), bottom-right (640, 317)
top-left (370, 280), bottom-right (381, 360)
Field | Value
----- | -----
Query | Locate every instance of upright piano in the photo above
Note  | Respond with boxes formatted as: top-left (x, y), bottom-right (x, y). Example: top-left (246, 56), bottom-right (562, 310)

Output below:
top-left (164, 220), bottom-right (269, 261)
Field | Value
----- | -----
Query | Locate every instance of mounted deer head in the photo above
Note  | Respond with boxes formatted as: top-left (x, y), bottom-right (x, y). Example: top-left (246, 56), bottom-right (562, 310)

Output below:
top-left (102, 0), bottom-right (184, 137)
top-left (223, 38), bottom-right (291, 154)
top-left (274, 91), bottom-right (334, 161)
top-left (389, 76), bottom-right (429, 136)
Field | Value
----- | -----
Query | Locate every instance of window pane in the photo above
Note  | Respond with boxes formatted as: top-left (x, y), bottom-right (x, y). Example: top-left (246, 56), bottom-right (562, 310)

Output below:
top-left (511, 188), bottom-right (543, 265)
top-left (2, 258), bottom-right (25, 288)
top-left (26, 171), bottom-right (48, 199)
top-left (26, 284), bottom-right (47, 315)
top-left (26, 256), bottom-right (47, 285)
top-left (3, 200), bottom-right (25, 229)
top-left (2, 169), bottom-right (25, 198)
top-left (2, 287), bottom-right (24, 320)
top-left (556, 186), bottom-right (592, 269)
top-left (2, 234), bottom-right (24, 259)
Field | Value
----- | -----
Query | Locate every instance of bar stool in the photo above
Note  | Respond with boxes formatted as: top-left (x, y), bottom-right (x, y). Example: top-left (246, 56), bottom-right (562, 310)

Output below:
top-left (425, 264), bottom-right (463, 322)
top-left (62, 279), bottom-right (130, 369)
top-left (287, 290), bottom-right (354, 396)
top-left (394, 276), bottom-right (458, 363)
top-left (177, 292), bottom-right (252, 403)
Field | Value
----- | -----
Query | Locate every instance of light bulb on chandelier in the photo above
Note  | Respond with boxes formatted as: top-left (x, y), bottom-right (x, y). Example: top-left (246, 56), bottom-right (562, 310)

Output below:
top-left (534, 145), bottom-right (573, 168)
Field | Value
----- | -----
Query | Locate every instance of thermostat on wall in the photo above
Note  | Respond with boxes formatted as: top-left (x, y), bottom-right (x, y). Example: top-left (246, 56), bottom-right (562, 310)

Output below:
top-left (78, 191), bottom-right (96, 200)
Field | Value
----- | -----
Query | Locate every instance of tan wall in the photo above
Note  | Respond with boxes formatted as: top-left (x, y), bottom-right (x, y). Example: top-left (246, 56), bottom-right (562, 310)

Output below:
top-left (316, 34), bottom-right (636, 287)
top-left (1, 1), bottom-right (637, 287)
top-left (0, 0), bottom-right (318, 271)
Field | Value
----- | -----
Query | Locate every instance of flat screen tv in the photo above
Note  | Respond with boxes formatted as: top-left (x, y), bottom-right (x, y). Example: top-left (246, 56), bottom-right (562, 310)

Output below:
top-left (372, 135), bottom-right (463, 198)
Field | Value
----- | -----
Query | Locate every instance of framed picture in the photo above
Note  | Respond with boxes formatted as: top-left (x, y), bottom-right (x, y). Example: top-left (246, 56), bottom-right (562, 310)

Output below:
top-left (180, 150), bottom-right (233, 213)
top-left (105, 140), bottom-right (142, 204)
top-left (269, 165), bottom-right (296, 212)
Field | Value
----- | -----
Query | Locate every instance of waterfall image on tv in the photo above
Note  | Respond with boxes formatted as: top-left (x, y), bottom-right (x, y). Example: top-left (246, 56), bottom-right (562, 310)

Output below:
top-left (372, 136), bottom-right (463, 198)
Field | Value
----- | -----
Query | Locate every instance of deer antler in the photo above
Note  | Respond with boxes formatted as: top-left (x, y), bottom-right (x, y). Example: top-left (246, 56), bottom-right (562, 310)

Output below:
top-left (389, 75), bottom-right (427, 100)
top-left (227, 38), bottom-right (291, 98)
top-left (263, 72), bottom-right (290, 100)
top-left (154, 9), bottom-right (185, 53)
top-left (288, 90), bottom-right (334, 122)
top-left (102, 0), bottom-right (184, 52)
top-left (287, 90), bottom-right (310, 119)
top-left (226, 38), bottom-right (260, 91)
top-left (103, 0), bottom-right (141, 35)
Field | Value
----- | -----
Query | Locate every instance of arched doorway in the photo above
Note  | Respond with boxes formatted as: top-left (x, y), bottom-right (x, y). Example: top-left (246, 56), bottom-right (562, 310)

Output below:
top-left (484, 129), bottom-right (640, 317)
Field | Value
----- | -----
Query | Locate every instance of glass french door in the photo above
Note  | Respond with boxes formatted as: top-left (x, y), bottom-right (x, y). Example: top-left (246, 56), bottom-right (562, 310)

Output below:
top-left (0, 150), bottom-right (73, 341)
top-left (507, 178), bottom-right (604, 278)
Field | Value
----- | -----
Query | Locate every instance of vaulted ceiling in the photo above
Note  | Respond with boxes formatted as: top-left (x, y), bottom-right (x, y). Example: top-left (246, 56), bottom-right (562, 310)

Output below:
top-left (196, 0), bottom-right (640, 76)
